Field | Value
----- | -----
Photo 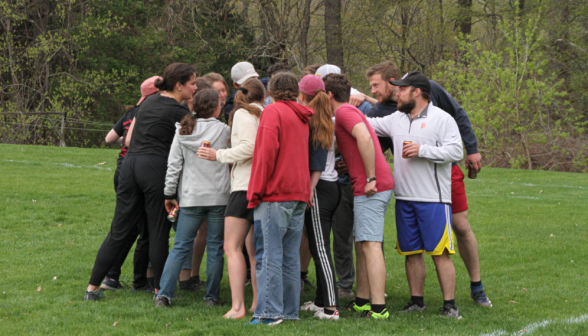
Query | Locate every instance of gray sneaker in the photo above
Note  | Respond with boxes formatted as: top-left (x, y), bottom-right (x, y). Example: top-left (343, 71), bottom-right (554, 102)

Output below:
top-left (440, 304), bottom-right (462, 319)
top-left (338, 287), bottom-right (355, 300)
top-left (205, 298), bottom-right (222, 307)
top-left (154, 296), bottom-right (171, 307)
top-left (400, 300), bottom-right (426, 312)
top-left (471, 289), bottom-right (493, 307)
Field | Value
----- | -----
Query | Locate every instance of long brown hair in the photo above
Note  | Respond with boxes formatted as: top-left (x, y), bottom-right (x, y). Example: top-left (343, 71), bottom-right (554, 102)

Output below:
top-left (304, 90), bottom-right (334, 150)
top-left (228, 78), bottom-right (265, 127)
top-left (180, 89), bottom-right (219, 135)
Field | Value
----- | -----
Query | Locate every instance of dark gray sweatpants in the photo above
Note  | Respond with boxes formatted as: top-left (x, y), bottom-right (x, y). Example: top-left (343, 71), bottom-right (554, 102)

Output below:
top-left (331, 183), bottom-right (355, 291)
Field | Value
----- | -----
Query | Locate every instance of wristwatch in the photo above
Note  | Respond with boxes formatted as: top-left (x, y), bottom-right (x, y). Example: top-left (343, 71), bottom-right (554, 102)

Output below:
top-left (366, 176), bottom-right (377, 183)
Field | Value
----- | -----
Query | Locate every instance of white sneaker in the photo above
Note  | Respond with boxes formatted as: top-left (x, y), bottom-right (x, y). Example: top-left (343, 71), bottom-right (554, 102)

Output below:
top-left (314, 309), bottom-right (340, 320)
top-left (300, 301), bottom-right (323, 312)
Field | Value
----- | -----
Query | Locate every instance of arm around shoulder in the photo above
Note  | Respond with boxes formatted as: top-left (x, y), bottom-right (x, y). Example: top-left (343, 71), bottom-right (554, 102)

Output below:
top-left (217, 110), bottom-right (258, 163)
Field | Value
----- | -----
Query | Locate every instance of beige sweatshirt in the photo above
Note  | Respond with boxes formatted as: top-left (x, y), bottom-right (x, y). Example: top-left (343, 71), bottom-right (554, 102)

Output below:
top-left (216, 103), bottom-right (262, 192)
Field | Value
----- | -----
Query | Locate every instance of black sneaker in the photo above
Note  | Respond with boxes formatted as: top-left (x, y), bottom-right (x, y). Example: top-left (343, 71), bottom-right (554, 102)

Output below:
top-left (131, 284), bottom-right (154, 294)
top-left (154, 296), bottom-right (171, 307)
top-left (100, 277), bottom-right (126, 291)
top-left (179, 279), bottom-right (197, 292)
top-left (440, 304), bottom-right (462, 319)
top-left (400, 300), bottom-right (426, 312)
top-left (190, 276), bottom-right (207, 291)
top-left (84, 289), bottom-right (105, 301)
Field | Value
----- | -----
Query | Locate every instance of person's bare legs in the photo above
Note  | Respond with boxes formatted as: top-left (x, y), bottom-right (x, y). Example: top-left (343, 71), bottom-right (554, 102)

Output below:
top-left (191, 220), bottom-right (207, 278)
top-left (179, 270), bottom-right (191, 281)
top-left (405, 254), bottom-right (426, 296)
top-left (362, 241), bottom-right (386, 305)
top-left (245, 226), bottom-right (257, 312)
top-left (300, 226), bottom-right (312, 273)
top-left (354, 241), bottom-right (370, 300)
top-left (431, 250), bottom-right (456, 300)
top-left (452, 211), bottom-right (480, 282)
top-left (223, 217), bottom-right (251, 319)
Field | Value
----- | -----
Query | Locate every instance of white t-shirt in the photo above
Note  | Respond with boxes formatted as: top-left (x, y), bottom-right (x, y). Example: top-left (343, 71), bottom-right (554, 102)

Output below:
top-left (321, 138), bottom-right (338, 182)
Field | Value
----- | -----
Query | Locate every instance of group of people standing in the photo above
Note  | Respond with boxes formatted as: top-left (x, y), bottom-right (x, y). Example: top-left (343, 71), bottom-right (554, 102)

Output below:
top-left (86, 59), bottom-right (492, 325)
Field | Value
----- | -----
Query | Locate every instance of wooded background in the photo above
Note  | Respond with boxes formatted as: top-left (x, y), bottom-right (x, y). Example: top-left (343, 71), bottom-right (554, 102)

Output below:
top-left (1, 0), bottom-right (587, 172)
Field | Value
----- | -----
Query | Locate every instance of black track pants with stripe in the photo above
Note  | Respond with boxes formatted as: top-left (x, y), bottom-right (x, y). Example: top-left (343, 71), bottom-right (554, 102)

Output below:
top-left (304, 179), bottom-right (341, 308)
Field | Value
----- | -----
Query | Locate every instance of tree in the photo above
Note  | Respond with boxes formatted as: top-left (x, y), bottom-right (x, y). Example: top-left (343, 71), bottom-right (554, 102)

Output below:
top-left (325, 0), bottom-right (344, 70)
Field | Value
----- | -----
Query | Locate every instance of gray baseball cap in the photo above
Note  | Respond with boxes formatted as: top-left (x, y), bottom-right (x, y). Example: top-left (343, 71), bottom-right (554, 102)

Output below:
top-left (231, 62), bottom-right (259, 85)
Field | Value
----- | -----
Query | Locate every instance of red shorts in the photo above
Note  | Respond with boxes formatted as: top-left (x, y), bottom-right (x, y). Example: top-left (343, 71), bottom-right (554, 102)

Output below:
top-left (451, 165), bottom-right (468, 214)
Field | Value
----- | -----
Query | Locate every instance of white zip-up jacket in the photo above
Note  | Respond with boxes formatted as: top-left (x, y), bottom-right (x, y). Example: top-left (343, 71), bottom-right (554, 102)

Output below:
top-left (367, 103), bottom-right (463, 204)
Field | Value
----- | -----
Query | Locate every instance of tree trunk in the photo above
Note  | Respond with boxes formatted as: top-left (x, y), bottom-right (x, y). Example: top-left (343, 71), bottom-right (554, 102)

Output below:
top-left (457, 0), bottom-right (472, 36)
top-left (324, 0), bottom-right (344, 71)
top-left (300, 0), bottom-right (312, 65)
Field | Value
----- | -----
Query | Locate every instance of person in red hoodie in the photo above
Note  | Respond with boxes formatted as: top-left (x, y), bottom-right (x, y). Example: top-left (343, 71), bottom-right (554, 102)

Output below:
top-left (247, 72), bottom-right (314, 326)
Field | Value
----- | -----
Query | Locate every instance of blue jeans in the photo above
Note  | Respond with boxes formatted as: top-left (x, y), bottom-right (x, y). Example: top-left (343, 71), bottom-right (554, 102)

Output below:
top-left (253, 201), bottom-right (306, 320)
top-left (158, 206), bottom-right (225, 301)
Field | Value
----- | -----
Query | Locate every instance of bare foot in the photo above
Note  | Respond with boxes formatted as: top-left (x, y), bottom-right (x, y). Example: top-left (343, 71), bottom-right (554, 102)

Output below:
top-left (223, 308), bottom-right (247, 319)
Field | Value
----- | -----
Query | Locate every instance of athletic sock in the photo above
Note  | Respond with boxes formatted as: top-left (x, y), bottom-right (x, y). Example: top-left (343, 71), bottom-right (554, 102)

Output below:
top-left (443, 299), bottom-right (456, 308)
top-left (323, 308), bottom-right (335, 315)
top-left (355, 297), bottom-right (370, 307)
top-left (192, 275), bottom-right (200, 282)
top-left (470, 281), bottom-right (483, 293)
top-left (371, 304), bottom-right (386, 314)
top-left (411, 295), bottom-right (425, 307)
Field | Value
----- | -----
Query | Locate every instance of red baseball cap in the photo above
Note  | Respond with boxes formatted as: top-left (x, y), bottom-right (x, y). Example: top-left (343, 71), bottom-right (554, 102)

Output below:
top-left (137, 76), bottom-right (162, 105)
top-left (299, 75), bottom-right (325, 96)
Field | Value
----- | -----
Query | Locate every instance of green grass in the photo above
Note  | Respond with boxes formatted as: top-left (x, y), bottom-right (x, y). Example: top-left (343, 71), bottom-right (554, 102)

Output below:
top-left (0, 144), bottom-right (587, 335)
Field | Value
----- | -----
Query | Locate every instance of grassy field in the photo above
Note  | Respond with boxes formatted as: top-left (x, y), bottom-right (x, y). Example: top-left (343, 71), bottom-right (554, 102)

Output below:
top-left (0, 144), bottom-right (587, 335)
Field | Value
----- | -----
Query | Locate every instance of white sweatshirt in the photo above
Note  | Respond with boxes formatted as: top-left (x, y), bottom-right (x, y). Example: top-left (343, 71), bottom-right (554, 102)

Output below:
top-left (215, 103), bottom-right (262, 192)
top-left (367, 103), bottom-right (463, 204)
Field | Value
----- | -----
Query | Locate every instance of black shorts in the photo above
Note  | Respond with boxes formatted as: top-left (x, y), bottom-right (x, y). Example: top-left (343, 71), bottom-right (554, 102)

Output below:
top-left (224, 191), bottom-right (254, 222)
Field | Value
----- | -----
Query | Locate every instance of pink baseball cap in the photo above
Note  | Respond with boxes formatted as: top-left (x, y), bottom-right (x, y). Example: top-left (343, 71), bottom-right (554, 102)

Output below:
top-left (299, 75), bottom-right (325, 96)
top-left (137, 76), bottom-right (162, 105)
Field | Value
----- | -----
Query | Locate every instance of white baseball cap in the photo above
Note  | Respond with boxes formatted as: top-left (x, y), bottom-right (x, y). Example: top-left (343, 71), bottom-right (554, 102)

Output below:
top-left (315, 64), bottom-right (341, 78)
top-left (231, 62), bottom-right (259, 85)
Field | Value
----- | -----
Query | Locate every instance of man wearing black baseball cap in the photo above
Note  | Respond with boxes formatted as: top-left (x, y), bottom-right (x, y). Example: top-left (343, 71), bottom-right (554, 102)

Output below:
top-left (390, 72), bottom-right (431, 96)
top-left (364, 61), bottom-right (492, 309)
top-left (366, 71), bottom-right (464, 318)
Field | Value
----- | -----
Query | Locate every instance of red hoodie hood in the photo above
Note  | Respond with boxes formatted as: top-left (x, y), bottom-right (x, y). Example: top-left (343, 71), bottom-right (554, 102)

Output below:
top-left (277, 100), bottom-right (314, 124)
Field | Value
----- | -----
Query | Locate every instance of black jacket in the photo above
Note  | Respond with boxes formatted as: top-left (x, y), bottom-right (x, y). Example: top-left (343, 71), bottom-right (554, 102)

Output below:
top-left (365, 80), bottom-right (479, 155)
top-left (223, 91), bottom-right (237, 124)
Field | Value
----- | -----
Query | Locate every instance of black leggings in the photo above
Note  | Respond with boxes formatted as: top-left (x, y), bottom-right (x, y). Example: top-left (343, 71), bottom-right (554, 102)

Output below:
top-left (89, 155), bottom-right (171, 289)
top-left (304, 179), bottom-right (341, 308)
top-left (107, 157), bottom-right (150, 288)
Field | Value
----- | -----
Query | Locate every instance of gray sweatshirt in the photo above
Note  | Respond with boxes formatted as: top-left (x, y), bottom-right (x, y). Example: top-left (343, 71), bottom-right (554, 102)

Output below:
top-left (165, 117), bottom-right (231, 207)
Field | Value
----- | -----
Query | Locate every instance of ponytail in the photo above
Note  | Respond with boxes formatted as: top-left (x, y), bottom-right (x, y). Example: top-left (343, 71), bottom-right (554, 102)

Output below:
top-left (180, 89), bottom-right (219, 135)
top-left (180, 114), bottom-right (196, 135)
top-left (228, 78), bottom-right (265, 127)
top-left (305, 90), bottom-right (334, 150)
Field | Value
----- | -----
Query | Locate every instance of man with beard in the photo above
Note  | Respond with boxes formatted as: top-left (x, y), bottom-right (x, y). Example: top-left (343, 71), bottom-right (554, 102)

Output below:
top-left (367, 72), bottom-right (464, 318)
top-left (362, 61), bottom-right (491, 308)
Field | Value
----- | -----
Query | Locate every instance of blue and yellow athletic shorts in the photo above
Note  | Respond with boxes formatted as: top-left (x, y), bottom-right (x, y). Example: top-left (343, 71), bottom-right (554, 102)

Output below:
top-left (395, 200), bottom-right (455, 256)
